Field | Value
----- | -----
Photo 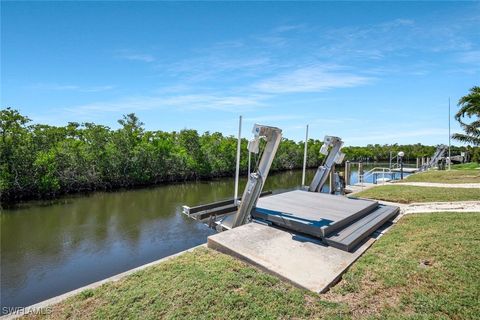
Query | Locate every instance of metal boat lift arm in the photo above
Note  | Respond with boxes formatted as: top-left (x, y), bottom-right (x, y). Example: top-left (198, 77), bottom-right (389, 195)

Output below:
top-left (231, 124), bottom-right (283, 228)
top-left (308, 135), bottom-right (345, 193)
top-left (421, 144), bottom-right (447, 171)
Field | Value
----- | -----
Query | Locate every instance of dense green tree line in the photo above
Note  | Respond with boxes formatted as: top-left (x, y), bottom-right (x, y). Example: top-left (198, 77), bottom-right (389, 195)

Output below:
top-left (0, 108), bottom-right (476, 203)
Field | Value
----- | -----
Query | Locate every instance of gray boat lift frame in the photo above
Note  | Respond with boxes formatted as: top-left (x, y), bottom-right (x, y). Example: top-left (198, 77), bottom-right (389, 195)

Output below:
top-left (183, 132), bottom-right (349, 229)
top-left (420, 144), bottom-right (448, 171)
top-left (308, 135), bottom-right (345, 193)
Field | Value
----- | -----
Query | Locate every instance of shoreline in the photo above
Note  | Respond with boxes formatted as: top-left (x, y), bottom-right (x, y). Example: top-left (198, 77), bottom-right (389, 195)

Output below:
top-left (1, 166), bottom-right (315, 207)
top-left (0, 244), bottom-right (207, 320)
top-left (1, 162), bottom-right (418, 207)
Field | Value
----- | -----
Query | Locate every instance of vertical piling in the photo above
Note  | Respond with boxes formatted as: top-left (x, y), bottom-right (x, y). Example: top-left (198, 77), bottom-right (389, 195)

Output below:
top-left (359, 161), bottom-right (364, 184)
top-left (400, 158), bottom-right (404, 180)
top-left (345, 161), bottom-right (351, 186)
top-left (329, 166), bottom-right (335, 194)
top-left (416, 157), bottom-right (420, 169)
top-left (234, 116), bottom-right (242, 205)
top-left (448, 97), bottom-right (451, 171)
top-left (301, 124), bottom-right (309, 187)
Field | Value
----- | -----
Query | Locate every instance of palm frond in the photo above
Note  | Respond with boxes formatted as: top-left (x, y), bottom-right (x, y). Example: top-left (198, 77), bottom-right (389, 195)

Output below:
top-left (454, 86), bottom-right (480, 145)
top-left (452, 133), bottom-right (480, 146)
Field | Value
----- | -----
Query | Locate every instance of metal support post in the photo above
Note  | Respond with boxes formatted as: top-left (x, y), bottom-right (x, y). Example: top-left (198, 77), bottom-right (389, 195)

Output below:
top-left (301, 124), bottom-right (309, 187)
top-left (234, 116), bottom-right (242, 205)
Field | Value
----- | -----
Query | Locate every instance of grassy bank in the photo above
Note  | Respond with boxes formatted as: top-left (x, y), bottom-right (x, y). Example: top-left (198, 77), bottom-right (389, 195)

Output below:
top-left (451, 162), bottom-right (480, 170)
top-left (401, 168), bottom-right (480, 184)
top-left (26, 248), bottom-right (341, 319)
top-left (24, 212), bottom-right (480, 319)
top-left (325, 212), bottom-right (480, 319)
top-left (354, 185), bottom-right (480, 203)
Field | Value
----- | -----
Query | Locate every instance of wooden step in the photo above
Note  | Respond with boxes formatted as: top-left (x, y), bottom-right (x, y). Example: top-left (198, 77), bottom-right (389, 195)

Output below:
top-left (325, 205), bottom-right (399, 252)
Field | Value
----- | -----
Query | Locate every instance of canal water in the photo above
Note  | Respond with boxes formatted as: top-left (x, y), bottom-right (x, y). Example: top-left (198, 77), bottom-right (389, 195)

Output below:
top-left (1, 164), bottom-right (408, 310)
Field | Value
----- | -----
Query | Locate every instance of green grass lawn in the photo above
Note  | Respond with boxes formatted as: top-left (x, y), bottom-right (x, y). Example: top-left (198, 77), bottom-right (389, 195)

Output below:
top-left (25, 213), bottom-right (480, 320)
top-left (451, 162), bottom-right (480, 170)
top-left (27, 248), bottom-right (341, 320)
top-left (354, 185), bottom-right (480, 203)
top-left (326, 212), bottom-right (480, 319)
top-left (401, 168), bottom-right (480, 184)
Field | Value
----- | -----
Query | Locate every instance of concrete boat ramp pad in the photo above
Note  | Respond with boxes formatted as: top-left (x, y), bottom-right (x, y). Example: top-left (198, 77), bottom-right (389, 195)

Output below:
top-left (208, 222), bottom-right (376, 293)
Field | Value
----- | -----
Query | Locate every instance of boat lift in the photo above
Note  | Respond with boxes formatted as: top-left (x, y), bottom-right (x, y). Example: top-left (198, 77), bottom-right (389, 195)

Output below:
top-left (250, 134), bottom-right (399, 252)
top-left (222, 124), bottom-right (282, 229)
top-left (420, 144), bottom-right (448, 171)
top-left (184, 132), bottom-right (347, 229)
top-left (183, 127), bottom-right (399, 252)
top-left (182, 124), bottom-right (282, 230)
top-left (308, 135), bottom-right (345, 193)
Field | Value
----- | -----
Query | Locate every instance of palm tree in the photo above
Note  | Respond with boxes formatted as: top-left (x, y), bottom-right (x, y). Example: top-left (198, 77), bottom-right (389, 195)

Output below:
top-left (452, 86), bottom-right (480, 146)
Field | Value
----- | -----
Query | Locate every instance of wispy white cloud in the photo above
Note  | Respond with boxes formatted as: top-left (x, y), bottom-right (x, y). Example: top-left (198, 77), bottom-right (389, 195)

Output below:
top-left (315, 15), bottom-right (477, 64)
top-left (345, 128), bottom-right (448, 143)
top-left (81, 85), bottom-right (116, 93)
top-left (30, 83), bottom-right (115, 92)
top-left (244, 114), bottom-right (304, 122)
top-left (116, 51), bottom-right (155, 62)
top-left (255, 35), bottom-right (289, 48)
top-left (457, 50), bottom-right (480, 65)
top-left (164, 55), bottom-right (271, 82)
top-left (310, 117), bottom-right (358, 125)
top-left (272, 24), bottom-right (305, 33)
top-left (254, 24), bottom-right (307, 48)
top-left (254, 65), bottom-right (373, 93)
top-left (65, 92), bottom-right (270, 116)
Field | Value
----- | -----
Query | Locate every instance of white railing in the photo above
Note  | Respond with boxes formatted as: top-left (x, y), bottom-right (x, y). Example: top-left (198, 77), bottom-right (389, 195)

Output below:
top-left (390, 162), bottom-right (400, 169)
top-left (359, 167), bottom-right (394, 185)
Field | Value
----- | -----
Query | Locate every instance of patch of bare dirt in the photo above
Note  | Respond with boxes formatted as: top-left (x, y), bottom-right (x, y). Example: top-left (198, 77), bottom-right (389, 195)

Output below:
top-left (321, 272), bottom-right (412, 319)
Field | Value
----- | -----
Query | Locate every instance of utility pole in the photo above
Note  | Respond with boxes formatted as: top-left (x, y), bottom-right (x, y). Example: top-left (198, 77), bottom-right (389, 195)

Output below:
top-left (448, 97), bottom-right (451, 171)
top-left (301, 124), bottom-right (309, 187)
top-left (234, 116), bottom-right (242, 205)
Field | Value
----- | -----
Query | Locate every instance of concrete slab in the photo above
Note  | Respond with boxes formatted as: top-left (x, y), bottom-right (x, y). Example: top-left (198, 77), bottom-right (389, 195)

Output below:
top-left (392, 167), bottom-right (418, 173)
top-left (347, 183), bottom-right (376, 195)
top-left (207, 222), bottom-right (376, 293)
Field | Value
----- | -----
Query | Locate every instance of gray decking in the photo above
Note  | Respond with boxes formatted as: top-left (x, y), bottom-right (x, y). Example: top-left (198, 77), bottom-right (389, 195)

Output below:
top-left (252, 190), bottom-right (399, 251)
top-left (253, 190), bottom-right (379, 237)
top-left (325, 205), bottom-right (399, 251)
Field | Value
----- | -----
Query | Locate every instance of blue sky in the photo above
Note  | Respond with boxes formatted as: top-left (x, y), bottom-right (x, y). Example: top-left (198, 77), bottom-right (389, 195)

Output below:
top-left (1, 1), bottom-right (479, 146)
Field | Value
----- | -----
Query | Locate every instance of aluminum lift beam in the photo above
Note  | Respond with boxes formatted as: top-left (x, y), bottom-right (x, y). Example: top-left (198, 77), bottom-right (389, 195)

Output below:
top-left (230, 124), bottom-right (283, 228)
top-left (421, 144), bottom-right (447, 171)
top-left (308, 136), bottom-right (345, 193)
top-left (182, 123), bottom-right (282, 231)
